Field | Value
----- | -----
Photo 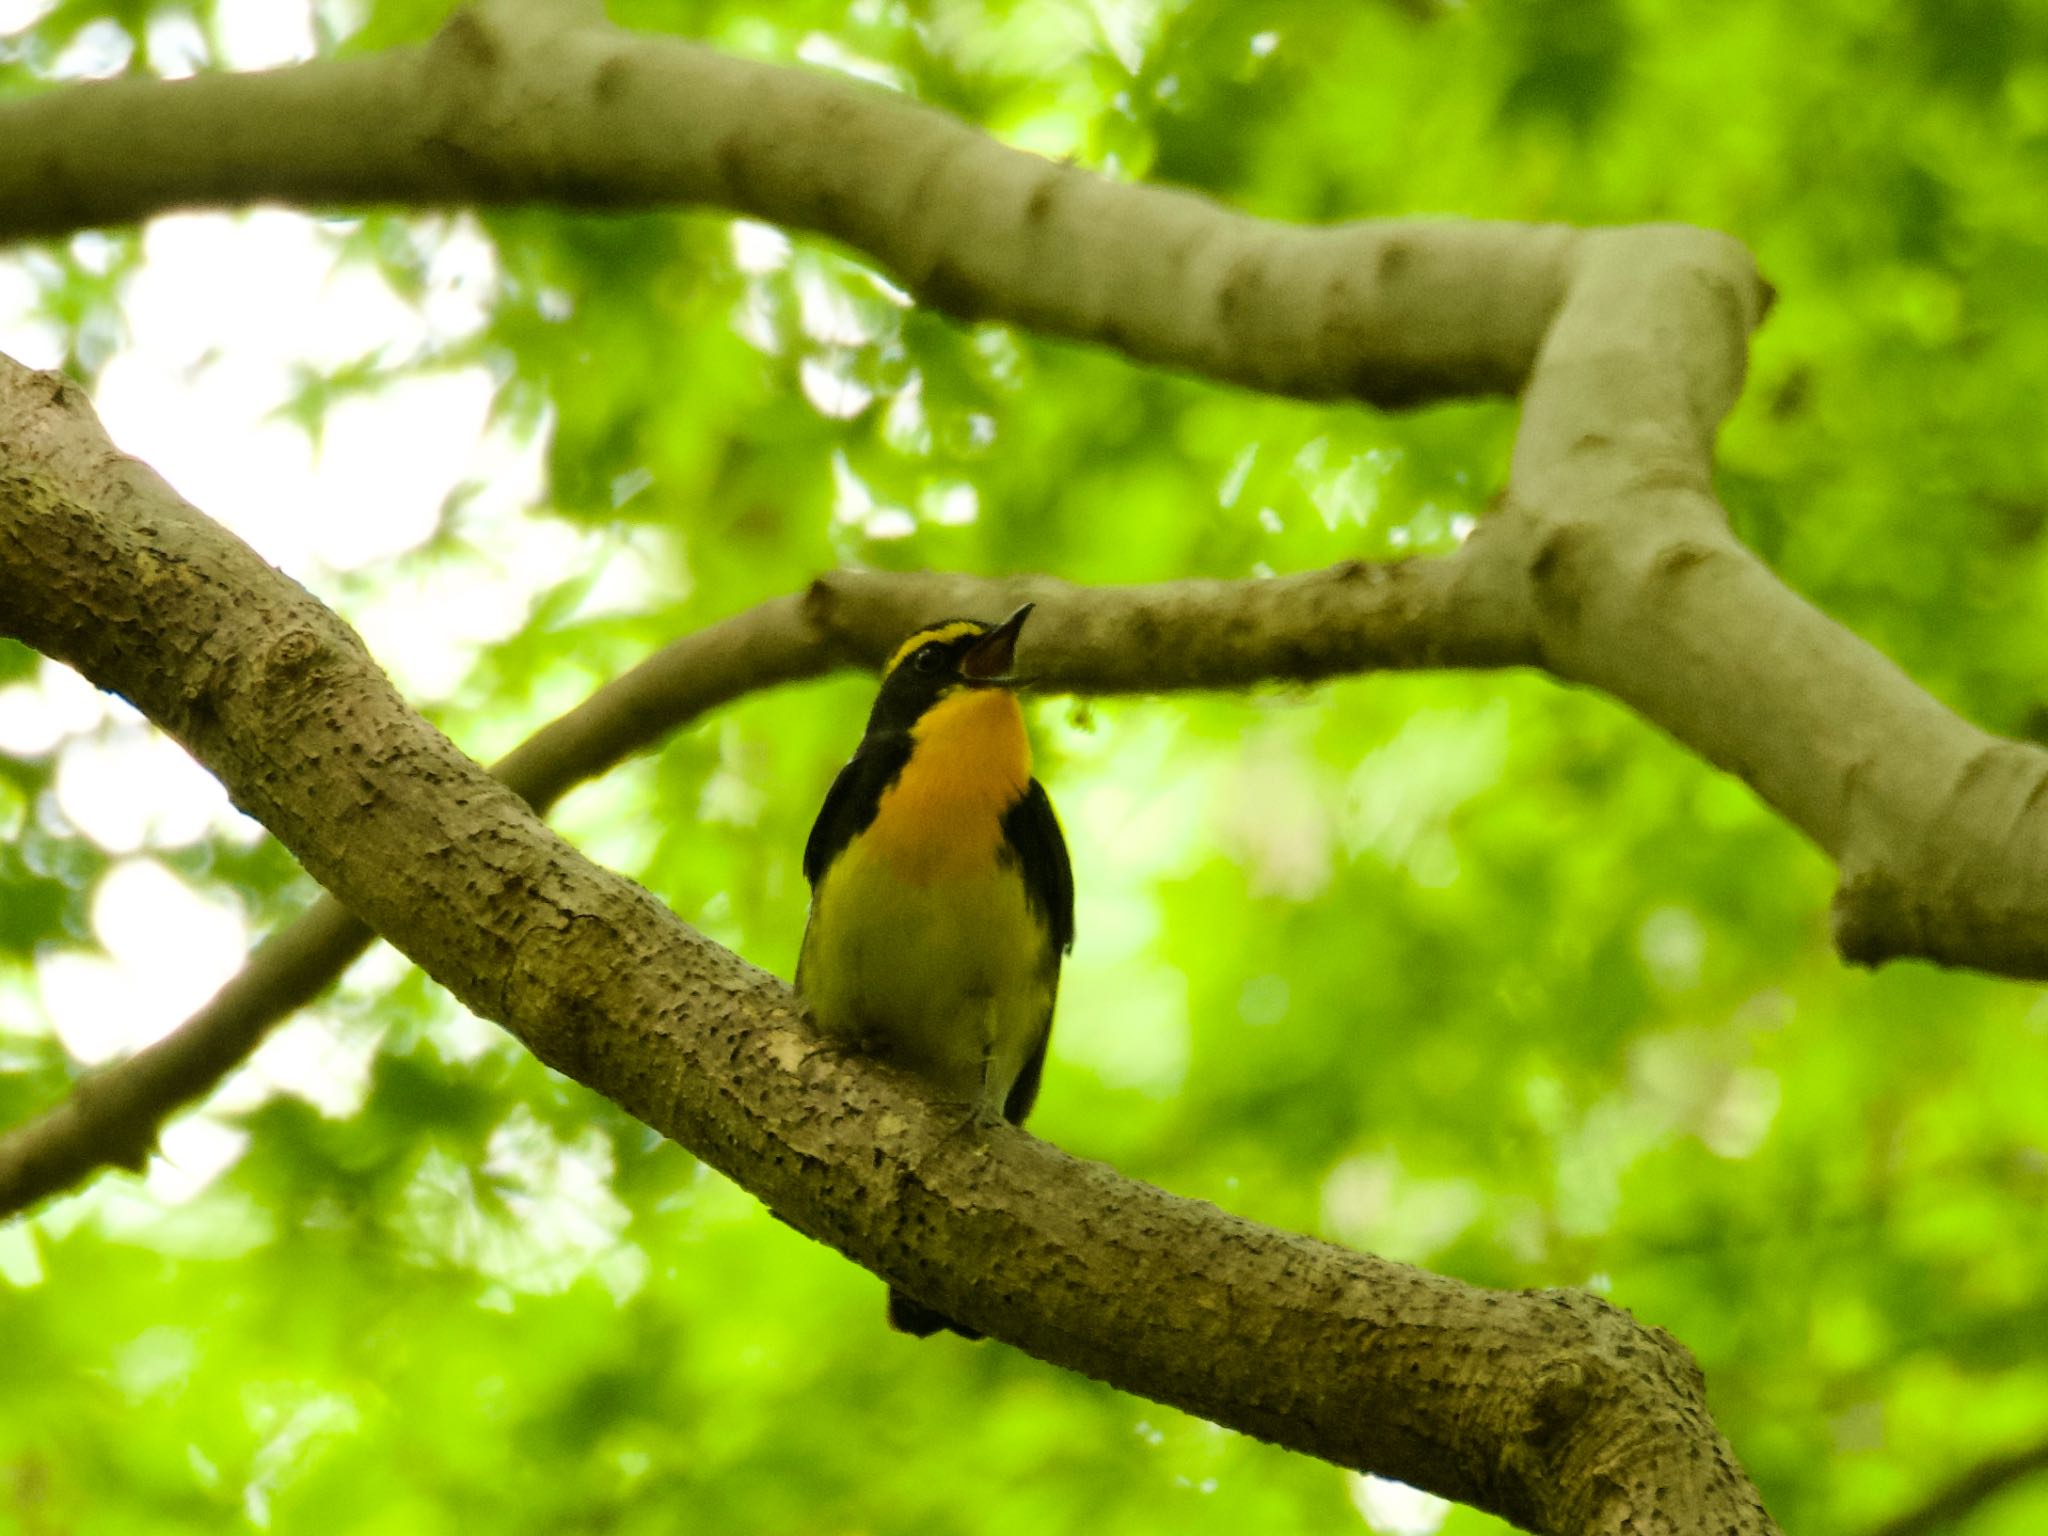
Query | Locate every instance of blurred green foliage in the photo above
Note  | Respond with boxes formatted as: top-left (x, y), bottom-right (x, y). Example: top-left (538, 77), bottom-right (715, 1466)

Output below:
top-left (4, 1), bottom-right (2048, 1533)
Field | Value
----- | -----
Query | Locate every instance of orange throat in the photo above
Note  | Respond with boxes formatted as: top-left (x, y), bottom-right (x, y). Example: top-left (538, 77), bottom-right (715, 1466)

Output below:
top-left (865, 688), bottom-right (1031, 883)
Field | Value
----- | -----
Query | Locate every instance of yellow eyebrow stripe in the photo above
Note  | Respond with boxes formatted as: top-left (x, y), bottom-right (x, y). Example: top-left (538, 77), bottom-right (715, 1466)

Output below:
top-left (884, 620), bottom-right (986, 675)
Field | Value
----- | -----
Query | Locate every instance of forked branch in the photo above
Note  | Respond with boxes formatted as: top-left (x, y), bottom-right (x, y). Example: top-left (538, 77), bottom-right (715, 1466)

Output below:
top-left (5, 3), bottom-right (2041, 1529)
top-left (0, 352), bottom-right (1773, 1535)
top-left (0, 4), bottom-right (2036, 975)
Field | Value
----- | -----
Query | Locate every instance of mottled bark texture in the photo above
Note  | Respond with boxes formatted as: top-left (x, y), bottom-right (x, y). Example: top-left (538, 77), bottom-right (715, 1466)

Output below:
top-left (3, 0), bottom-right (2039, 1527)
top-left (0, 557), bottom-right (1532, 1214)
top-left (3, 536), bottom-right (1536, 1210)
top-left (0, 595), bottom-right (840, 1213)
top-left (0, 3), bottom-right (1568, 410)
top-left (0, 356), bottom-right (1775, 1534)
top-left (0, 2), bottom-right (2039, 977)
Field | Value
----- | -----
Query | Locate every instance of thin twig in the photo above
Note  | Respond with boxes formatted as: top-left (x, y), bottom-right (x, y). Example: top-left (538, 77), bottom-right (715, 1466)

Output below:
top-left (1867, 1438), bottom-right (2048, 1536)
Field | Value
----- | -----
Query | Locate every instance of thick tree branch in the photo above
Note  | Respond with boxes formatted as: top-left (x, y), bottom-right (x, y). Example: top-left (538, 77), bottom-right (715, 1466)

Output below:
top-left (0, 354), bottom-right (1774, 1534)
top-left (1502, 227), bottom-right (2048, 974)
top-left (0, 594), bottom-right (845, 1215)
top-left (1, 4), bottom-right (2039, 974)
top-left (0, 555), bottom-right (1528, 1217)
top-left (0, 3), bottom-right (1569, 409)
top-left (0, 5), bottom-right (2027, 1526)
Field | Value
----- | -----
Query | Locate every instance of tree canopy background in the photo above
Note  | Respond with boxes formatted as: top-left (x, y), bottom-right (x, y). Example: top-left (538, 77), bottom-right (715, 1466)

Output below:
top-left (2, 1), bottom-right (2046, 1533)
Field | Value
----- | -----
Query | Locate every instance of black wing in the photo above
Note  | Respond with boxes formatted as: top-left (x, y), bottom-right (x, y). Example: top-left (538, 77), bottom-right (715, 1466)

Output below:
top-left (1002, 778), bottom-right (1074, 954)
top-left (802, 734), bottom-right (912, 888)
top-left (1000, 777), bottom-right (1073, 1124)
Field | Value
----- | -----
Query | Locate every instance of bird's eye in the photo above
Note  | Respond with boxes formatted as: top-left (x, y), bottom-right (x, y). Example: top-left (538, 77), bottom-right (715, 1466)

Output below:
top-left (913, 643), bottom-right (946, 674)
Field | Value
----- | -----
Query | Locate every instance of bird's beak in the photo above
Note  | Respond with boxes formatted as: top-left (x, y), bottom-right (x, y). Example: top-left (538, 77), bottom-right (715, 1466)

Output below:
top-left (960, 603), bottom-right (1034, 685)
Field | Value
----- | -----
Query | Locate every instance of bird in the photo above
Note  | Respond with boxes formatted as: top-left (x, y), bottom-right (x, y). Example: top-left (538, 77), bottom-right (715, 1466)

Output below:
top-left (796, 604), bottom-right (1074, 1338)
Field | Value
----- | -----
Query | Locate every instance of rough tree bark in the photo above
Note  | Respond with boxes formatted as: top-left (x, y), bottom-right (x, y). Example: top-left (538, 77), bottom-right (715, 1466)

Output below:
top-left (0, 555), bottom-right (1541, 1215)
top-left (0, 594), bottom-right (845, 1211)
top-left (1, 0), bottom-right (2034, 1529)
top-left (1, 2), bottom-right (2041, 978)
top-left (0, 354), bottom-right (1775, 1533)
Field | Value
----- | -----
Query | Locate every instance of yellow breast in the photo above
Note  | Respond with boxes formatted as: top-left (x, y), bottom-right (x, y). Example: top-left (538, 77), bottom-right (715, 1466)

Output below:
top-left (861, 687), bottom-right (1030, 884)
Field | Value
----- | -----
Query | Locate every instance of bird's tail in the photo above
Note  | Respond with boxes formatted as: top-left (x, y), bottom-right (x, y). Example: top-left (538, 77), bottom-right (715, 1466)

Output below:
top-left (888, 1286), bottom-right (983, 1341)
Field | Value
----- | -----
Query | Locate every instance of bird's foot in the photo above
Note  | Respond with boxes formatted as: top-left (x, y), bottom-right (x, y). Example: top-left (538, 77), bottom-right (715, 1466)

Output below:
top-left (921, 1093), bottom-right (1005, 1153)
top-left (963, 1097), bottom-right (1008, 1133)
top-left (793, 1035), bottom-right (858, 1079)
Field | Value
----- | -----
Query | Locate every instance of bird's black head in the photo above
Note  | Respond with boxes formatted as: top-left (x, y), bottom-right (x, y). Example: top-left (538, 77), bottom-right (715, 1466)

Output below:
top-left (863, 604), bottom-right (1034, 739)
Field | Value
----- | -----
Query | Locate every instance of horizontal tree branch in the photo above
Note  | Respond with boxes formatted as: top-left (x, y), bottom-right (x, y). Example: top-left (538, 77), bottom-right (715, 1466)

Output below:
top-left (0, 349), bottom-right (1774, 1534)
top-left (3, 4), bottom-right (2040, 977)
top-left (0, 2), bottom-right (1570, 410)
top-left (0, 554), bottom-right (1530, 1217)
top-left (0, 4), bottom-right (2030, 1527)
